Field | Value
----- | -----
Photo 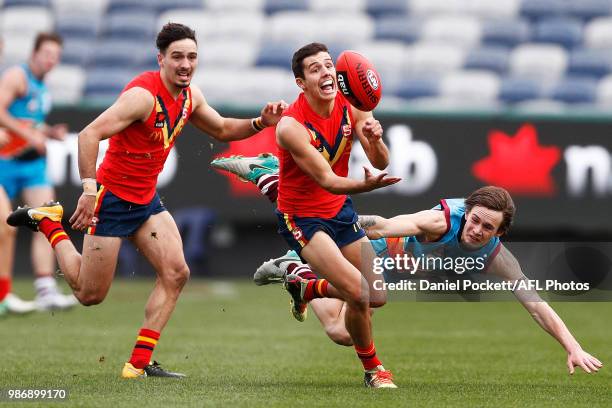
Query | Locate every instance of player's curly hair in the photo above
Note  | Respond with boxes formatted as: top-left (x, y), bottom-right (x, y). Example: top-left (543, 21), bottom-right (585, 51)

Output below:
top-left (292, 42), bottom-right (329, 79)
top-left (465, 186), bottom-right (515, 235)
top-left (156, 23), bottom-right (197, 54)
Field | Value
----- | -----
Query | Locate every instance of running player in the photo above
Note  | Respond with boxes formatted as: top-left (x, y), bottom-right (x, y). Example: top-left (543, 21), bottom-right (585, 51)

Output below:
top-left (267, 43), bottom-right (400, 388)
top-left (0, 32), bottom-right (75, 312)
top-left (7, 23), bottom-right (287, 378)
top-left (211, 157), bottom-right (603, 375)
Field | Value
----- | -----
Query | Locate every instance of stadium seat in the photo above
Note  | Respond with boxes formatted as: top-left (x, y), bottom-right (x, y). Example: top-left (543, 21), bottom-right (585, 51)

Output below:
top-left (409, 0), bottom-right (466, 16)
top-left (264, 0), bottom-right (309, 15)
top-left (394, 77), bottom-right (440, 100)
top-left (266, 11), bottom-right (320, 44)
top-left (1, 34), bottom-right (35, 66)
top-left (467, 0), bottom-right (520, 19)
top-left (156, 10), bottom-right (211, 34)
top-left (199, 12), bottom-right (265, 41)
top-left (403, 43), bottom-right (466, 75)
top-left (199, 40), bottom-right (258, 69)
top-left (45, 64), bottom-right (86, 104)
top-left (584, 17), bottom-right (612, 49)
top-left (365, 0), bottom-right (409, 18)
top-left (156, 0), bottom-right (204, 13)
top-left (464, 46), bottom-right (510, 74)
top-left (255, 43), bottom-right (295, 69)
top-left (568, 48), bottom-right (612, 79)
top-left (0, 7), bottom-right (53, 36)
top-left (55, 13), bottom-right (100, 40)
top-left (321, 13), bottom-right (375, 44)
top-left (481, 18), bottom-right (531, 47)
top-left (203, 0), bottom-right (264, 12)
top-left (519, 0), bottom-right (566, 20)
top-left (596, 74), bottom-right (612, 105)
top-left (422, 15), bottom-right (482, 48)
top-left (194, 67), bottom-right (294, 106)
top-left (52, 0), bottom-right (107, 16)
top-left (106, 0), bottom-right (157, 14)
top-left (567, 0), bottom-right (612, 21)
top-left (101, 12), bottom-right (157, 40)
top-left (532, 18), bottom-right (583, 49)
top-left (4, 0), bottom-right (50, 7)
top-left (60, 38), bottom-right (93, 66)
top-left (498, 76), bottom-right (544, 103)
top-left (353, 40), bottom-right (406, 77)
top-left (549, 77), bottom-right (598, 104)
top-left (374, 16), bottom-right (421, 43)
top-left (83, 68), bottom-right (135, 101)
top-left (88, 39), bottom-right (154, 69)
top-left (439, 70), bottom-right (501, 103)
top-left (310, 0), bottom-right (365, 13)
top-left (509, 44), bottom-right (568, 81)
top-left (513, 98), bottom-right (566, 112)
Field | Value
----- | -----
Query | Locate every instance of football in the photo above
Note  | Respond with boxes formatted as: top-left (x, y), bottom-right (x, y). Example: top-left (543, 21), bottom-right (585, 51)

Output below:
top-left (335, 50), bottom-right (382, 112)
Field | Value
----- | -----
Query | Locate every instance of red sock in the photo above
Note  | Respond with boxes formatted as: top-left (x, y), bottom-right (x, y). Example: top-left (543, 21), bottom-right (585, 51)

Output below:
top-left (355, 341), bottom-right (382, 371)
top-left (303, 279), bottom-right (329, 301)
top-left (128, 328), bottom-right (160, 369)
top-left (39, 218), bottom-right (69, 248)
top-left (286, 263), bottom-right (318, 280)
top-left (0, 276), bottom-right (11, 302)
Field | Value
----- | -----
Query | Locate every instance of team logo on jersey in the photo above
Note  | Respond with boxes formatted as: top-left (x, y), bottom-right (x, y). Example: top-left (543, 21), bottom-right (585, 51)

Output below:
top-left (342, 124), bottom-right (352, 137)
top-left (154, 112), bottom-right (167, 128)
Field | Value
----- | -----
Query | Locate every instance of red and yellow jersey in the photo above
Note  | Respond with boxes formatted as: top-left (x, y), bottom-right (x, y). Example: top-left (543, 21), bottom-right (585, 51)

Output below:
top-left (97, 71), bottom-right (192, 204)
top-left (278, 92), bottom-right (355, 218)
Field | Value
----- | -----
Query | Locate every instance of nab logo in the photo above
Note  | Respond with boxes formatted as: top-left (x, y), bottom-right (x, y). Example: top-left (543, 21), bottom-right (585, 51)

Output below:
top-left (337, 73), bottom-right (350, 96)
top-left (472, 124), bottom-right (561, 196)
top-left (155, 112), bottom-right (167, 128)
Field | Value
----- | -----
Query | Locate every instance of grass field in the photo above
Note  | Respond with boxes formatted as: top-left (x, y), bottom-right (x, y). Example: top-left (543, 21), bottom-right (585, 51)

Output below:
top-left (1, 279), bottom-right (610, 407)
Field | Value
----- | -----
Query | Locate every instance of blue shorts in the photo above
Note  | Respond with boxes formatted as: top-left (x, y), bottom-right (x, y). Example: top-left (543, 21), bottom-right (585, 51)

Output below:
top-left (0, 157), bottom-right (50, 199)
top-left (276, 197), bottom-right (366, 260)
top-left (87, 185), bottom-right (166, 237)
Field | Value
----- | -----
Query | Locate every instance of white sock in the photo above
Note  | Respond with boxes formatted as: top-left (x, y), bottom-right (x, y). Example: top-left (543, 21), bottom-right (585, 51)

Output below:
top-left (34, 276), bottom-right (58, 297)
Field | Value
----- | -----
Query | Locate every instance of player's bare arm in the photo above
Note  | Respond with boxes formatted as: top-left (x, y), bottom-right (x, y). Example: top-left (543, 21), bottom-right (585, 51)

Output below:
top-left (276, 116), bottom-right (400, 195)
top-left (0, 67), bottom-right (47, 153)
top-left (188, 84), bottom-right (286, 142)
top-left (359, 210), bottom-right (448, 240)
top-left (352, 107), bottom-right (389, 170)
top-left (488, 245), bottom-right (603, 374)
top-left (69, 87), bottom-right (153, 231)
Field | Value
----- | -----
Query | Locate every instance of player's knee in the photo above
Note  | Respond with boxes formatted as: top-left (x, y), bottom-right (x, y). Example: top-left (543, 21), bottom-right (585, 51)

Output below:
top-left (344, 289), bottom-right (369, 310)
top-left (325, 325), bottom-right (353, 346)
top-left (76, 290), bottom-right (106, 306)
top-left (369, 298), bottom-right (386, 308)
top-left (163, 262), bottom-right (190, 290)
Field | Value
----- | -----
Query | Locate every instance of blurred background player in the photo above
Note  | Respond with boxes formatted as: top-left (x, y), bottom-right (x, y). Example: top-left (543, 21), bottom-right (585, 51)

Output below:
top-left (270, 42), bottom-right (400, 388)
top-left (211, 156), bottom-right (603, 375)
top-left (0, 32), bottom-right (75, 313)
top-left (8, 23), bottom-right (286, 378)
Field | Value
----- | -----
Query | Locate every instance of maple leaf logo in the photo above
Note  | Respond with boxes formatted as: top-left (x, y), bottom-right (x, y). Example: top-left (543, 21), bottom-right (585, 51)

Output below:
top-left (472, 124), bottom-right (561, 196)
top-left (213, 127), bottom-right (277, 196)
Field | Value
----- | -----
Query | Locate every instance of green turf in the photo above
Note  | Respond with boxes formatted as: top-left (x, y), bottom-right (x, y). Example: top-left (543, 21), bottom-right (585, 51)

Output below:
top-left (1, 279), bottom-right (610, 407)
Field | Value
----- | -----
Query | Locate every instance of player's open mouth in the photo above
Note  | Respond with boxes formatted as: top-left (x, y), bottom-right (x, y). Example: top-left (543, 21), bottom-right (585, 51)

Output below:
top-left (177, 72), bottom-right (191, 80)
top-left (320, 79), bottom-right (334, 94)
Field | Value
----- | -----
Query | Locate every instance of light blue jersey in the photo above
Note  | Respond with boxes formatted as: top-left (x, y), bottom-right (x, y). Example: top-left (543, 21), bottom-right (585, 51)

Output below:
top-left (370, 199), bottom-right (501, 273)
top-left (0, 64), bottom-right (52, 197)
top-left (8, 64), bottom-right (51, 125)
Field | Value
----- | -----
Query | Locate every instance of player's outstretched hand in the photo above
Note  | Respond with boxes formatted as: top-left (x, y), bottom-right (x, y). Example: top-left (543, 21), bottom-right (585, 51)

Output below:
top-left (363, 166), bottom-right (401, 192)
top-left (361, 118), bottom-right (383, 142)
top-left (260, 100), bottom-right (289, 127)
top-left (69, 194), bottom-right (97, 232)
top-left (567, 348), bottom-right (603, 374)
